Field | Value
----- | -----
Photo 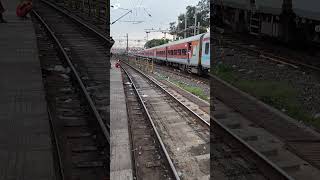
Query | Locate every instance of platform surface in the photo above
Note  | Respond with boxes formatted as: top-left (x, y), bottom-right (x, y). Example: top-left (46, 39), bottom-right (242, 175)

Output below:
top-left (110, 60), bottom-right (133, 180)
top-left (0, 1), bottom-right (56, 179)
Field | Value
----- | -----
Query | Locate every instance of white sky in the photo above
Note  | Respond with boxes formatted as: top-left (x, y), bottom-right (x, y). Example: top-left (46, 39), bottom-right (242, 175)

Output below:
top-left (111, 0), bottom-right (201, 48)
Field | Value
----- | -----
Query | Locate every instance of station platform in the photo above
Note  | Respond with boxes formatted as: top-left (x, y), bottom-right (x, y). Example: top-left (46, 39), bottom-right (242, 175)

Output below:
top-left (110, 60), bottom-right (133, 180)
top-left (0, 1), bottom-right (56, 179)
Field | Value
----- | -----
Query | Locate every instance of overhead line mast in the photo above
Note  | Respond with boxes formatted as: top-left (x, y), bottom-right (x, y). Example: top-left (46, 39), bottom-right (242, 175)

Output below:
top-left (144, 28), bottom-right (171, 39)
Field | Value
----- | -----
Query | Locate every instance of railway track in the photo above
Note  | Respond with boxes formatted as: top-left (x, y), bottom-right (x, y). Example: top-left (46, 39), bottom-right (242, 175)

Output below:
top-left (154, 64), bottom-right (209, 85)
top-left (211, 30), bottom-right (320, 179)
top-left (121, 64), bottom-right (178, 180)
top-left (121, 62), bottom-right (210, 179)
top-left (213, 32), bottom-right (320, 72)
top-left (47, 0), bottom-right (108, 35)
top-left (124, 59), bottom-right (210, 115)
top-left (126, 57), bottom-right (320, 179)
top-left (32, 0), bottom-right (111, 179)
top-left (120, 61), bottom-right (300, 180)
top-left (211, 74), bottom-right (320, 179)
top-left (30, 0), bottom-right (320, 179)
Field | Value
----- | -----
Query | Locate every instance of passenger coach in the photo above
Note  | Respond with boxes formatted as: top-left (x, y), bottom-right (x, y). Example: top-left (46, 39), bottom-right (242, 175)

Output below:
top-left (136, 32), bottom-right (210, 75)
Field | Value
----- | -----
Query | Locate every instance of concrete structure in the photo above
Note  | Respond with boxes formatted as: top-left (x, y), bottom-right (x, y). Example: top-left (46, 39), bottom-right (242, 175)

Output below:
top-left (110, 60), bottom-right (133, 180)
top-left (0, 0), bottom-right (56, 179)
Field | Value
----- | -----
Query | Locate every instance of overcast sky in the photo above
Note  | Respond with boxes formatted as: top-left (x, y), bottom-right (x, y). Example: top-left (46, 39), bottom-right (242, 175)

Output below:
top-left (111, 0), bottom-right (201, 48)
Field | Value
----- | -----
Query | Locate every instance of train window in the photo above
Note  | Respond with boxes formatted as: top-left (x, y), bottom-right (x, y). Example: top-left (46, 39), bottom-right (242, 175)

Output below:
top-left (174, 50), bottom-right (177, 55)
top-left (178, 49), bottom-right (181, 55)
top-left (205, 43), bottom-right (209, 54)
top-left (182, 49), bottom-right (187, 55)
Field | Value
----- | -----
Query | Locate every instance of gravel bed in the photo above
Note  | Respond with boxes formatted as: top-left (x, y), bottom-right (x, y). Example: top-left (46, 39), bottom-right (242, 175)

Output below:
top-left (152, 66), bottom-right (210, 102)
top-left (217, 45), bottom-right (320, 121)
top-left (217, 32), bottom-right (320, 67)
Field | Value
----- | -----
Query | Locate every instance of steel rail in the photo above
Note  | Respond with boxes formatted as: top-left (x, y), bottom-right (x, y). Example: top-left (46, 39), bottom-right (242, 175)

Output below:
top-left (40, 0), bottom-right (114, 47)
top-left (209, 73), bottom-right (296, 180)
top-left (122, 61), bottom-right (210, 127)
top-left (47, 106), bottom-right (65, 180)
top-left (34, 1), bottom-right (294, 178)
top-left (155, 64), bottom-right (209, 85)
top-left (31, 10), bottom-right (110, 144)
top-left (124, 61), bottom-right (295, 180)
top-left (120, 66), bottom-right (181, 180)
top-left (214, 36), bottom-right (320, 72)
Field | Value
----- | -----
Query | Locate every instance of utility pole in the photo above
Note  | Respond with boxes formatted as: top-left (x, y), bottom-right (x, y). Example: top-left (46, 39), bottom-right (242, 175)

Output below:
top-left (197, 22), bottom-right (200, 35)
top-left (146, 32), bottom-right (150, 41)
top-left (126, 33), bottom-right (129, 55)
top-left (194, 9), bottom-right (197, 35)
top-left (184, 14), bottom-right (187, 38)
top-left (176, 18), bottom-right (179, 40)
top-left (126, 33), bottom-right (129, 62)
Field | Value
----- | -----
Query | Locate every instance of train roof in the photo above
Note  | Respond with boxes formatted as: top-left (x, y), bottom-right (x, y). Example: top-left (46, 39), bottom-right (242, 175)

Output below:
top-left (292, 0), bottom-right (320, 21)
top-left (145, 32), bottom-right (209, 51)
top-left (203, 32), bottom-right (210, 39)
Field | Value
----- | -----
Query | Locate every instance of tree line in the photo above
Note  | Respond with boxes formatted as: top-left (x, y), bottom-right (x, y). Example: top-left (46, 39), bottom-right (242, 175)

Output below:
top-left (144, 0), bottom-right (210, 49)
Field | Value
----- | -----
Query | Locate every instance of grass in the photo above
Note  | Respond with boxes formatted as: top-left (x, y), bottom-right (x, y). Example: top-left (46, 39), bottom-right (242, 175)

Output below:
top-left (129, 60), bottom-right (209, 101)
top-left (171, 80), bottom-right (209, 101)
top-left (213, 63), bottom-right (320, 129)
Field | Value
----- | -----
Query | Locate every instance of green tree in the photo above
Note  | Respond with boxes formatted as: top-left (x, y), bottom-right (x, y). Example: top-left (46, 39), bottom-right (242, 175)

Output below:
top-left (144, 39), bottom-right (170, 49)
top-left (169, 0), bottom-right (210, 39)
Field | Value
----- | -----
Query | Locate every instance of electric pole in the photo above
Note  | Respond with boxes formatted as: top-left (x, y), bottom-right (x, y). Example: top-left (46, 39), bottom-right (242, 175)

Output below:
top-left (126, 33), bottom-right (129, 61)
top-left (194, 9), bottom-right (197, 35)
top-left (126, 33), bottom-right (129, 55)
top-left (146, 31), bottom-right (150, 41)
top-left (176, 18), bottom-right (180, 40)
top-left (184, 14), bottom-right (187, 38)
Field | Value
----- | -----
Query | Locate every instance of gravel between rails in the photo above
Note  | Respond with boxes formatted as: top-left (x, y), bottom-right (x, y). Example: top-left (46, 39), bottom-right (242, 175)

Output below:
top-left (144, 64), bottom-right (210, 102)
top-left (121, 63), bottom-right (210, 180)
top-left (214, 37), bottom-right (320, 127)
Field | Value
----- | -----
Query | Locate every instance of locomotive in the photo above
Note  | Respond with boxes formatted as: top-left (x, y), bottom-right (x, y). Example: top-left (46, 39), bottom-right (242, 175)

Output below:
top-left (135, 32), bottom-right (210, 75)
top-left (214, 0), bottom-right (320, 44)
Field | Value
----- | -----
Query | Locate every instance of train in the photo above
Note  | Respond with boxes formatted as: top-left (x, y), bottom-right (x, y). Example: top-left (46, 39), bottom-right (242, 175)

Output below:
top-left (214, 0), bottom-right (320, 44)
top-left (135, 32), bottom-right (210, 75)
